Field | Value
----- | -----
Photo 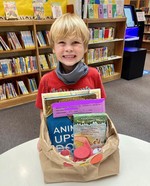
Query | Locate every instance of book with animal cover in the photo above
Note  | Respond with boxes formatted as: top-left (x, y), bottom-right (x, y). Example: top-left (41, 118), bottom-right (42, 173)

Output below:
top-left (73, 113), bottom-right (108, 149)
top-left (3, 1), bottom-right (19, 20)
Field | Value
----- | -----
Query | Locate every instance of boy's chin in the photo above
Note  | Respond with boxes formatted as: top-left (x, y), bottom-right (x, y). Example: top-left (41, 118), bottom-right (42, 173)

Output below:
top-left (60, 61), bottom-right (79, 67)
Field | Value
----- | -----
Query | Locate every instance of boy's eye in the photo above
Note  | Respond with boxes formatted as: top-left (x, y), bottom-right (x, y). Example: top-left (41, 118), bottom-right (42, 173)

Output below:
top-left (73, 41), bottom-right (81, 44)
top-left (58, 41), bottom-right (65, 44)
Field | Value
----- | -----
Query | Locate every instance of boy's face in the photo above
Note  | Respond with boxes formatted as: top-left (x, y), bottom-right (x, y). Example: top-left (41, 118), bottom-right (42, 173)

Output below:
top-left (53, 36), bottom-right (87, 72)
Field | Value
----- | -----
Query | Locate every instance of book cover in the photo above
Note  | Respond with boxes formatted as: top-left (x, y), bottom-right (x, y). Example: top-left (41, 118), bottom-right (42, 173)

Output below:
top-left (104, 28), bottom-right (109, 39)
top-left (93, 4), bottom-right (99, 18)
top-left (103, 4), bottom-right (108, 18)
top-left (112, 4), bottom-right (117, 18)
top-left (73, 113), bottom-right (108, 149)
top-left (88, 4), bottom-right (94, 19)
top-left (46, 114), bottom-right (74, 153)
top-left (107, 4), bottom-right (112, 18)
top-left (93, 28), bottom-right (99, 43)
top-left (116, 0), bottom-right (124, 17)
top-left (98, 4), bottom-right (104, 18)
top-left (51, 2), bottom-right (62, 19)
top-left (33, 2), bottom-right (45, 20)
top-left (42, 89), bottom-right (101, 117)
top-left (39, 54), bottom-right (49, 70)
top-left (3, 1), bottom-right (19, 20)
top-left (17, 81), bottom-right (29, 95)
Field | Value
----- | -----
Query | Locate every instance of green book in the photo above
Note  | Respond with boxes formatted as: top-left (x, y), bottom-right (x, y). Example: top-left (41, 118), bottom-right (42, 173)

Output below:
top-left (73, 113), bottom-right (108, 149)
top-left (88, 4), bottom-right (94, 18)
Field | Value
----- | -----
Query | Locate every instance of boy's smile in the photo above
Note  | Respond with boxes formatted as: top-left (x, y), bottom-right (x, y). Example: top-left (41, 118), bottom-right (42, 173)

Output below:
top-left (53, 37), bottom-right (87, 72)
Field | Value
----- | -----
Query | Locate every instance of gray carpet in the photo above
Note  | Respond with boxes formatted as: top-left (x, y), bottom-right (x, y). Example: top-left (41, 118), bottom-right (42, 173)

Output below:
top-left (105, 75), bottom-right (150, 143)
top-left (0, 74), bottom-right (150, 154)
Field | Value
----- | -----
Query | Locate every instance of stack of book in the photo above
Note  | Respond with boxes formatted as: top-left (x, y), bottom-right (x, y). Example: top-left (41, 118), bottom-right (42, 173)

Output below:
top-left (68, 0), bottom-right (124, 19)
top-left (97, 64), bottom-right (115, 77)
top-left (0, 56), bottom-right (38, 76)
top-left (17, 80), bottom-right (29, 95)
top-left (28, 78), bottom-right (38, 92)
top-left (39, 54), bottom-right (49, 70)
top-left (7, 32), bottom-right (22, 49)
top-left (20, 31), bottom-right (35, 49)
top-left (0, 82), bottom-right (18, 100)
top-left (36, 31), bottom-right (47, 47)
top-left (88, 47), bottom-right (108, 64)
top-left (89, 27), bottom-right (115, 44)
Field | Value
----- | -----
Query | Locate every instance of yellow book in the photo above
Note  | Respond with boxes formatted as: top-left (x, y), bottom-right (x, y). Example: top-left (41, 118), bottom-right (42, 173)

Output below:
top-left (93, 4), bottom-right (99, 18)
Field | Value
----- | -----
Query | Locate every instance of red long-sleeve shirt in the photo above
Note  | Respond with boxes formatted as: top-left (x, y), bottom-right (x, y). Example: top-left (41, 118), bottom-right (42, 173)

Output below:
top-left (36, 67), bottom-right (106, 109)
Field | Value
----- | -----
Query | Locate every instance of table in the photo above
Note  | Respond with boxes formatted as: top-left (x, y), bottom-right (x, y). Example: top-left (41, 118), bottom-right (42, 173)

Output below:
top-left (0, 134), bottom-right (150, 186)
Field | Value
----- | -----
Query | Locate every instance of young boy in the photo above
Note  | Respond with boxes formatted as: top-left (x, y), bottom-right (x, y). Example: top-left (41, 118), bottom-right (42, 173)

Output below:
top-left (36, 13), bottom-right (106, 117)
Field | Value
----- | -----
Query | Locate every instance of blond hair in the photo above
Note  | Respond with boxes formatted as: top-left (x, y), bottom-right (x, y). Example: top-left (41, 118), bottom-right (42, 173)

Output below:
top-left (49, 13), bottom-right (90, 50)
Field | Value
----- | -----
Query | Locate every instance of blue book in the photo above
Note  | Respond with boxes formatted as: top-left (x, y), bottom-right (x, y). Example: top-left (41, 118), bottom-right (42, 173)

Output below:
top-left (46, 114), bottom-right (74, 153)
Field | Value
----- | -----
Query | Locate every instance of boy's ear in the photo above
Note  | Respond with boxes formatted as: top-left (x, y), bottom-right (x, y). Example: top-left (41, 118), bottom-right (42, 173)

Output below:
top-left (52, 49), bottom-right (55, 53)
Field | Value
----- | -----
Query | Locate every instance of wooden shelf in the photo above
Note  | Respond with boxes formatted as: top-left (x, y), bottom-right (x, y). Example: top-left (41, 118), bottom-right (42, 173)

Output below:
top-left (0, 93), bottom-right (37, 110)
top-left (85, 18), bottom-right (126, 84)
top-left (102, 73), bottom-right (121, 83)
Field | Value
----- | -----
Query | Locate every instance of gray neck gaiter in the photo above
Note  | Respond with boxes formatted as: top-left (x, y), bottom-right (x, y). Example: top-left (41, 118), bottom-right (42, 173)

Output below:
top-left (55, 61), bottom-right (88, 85)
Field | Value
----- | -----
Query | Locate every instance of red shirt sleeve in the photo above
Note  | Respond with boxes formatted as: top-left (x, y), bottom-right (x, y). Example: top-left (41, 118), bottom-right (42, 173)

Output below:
top-left (35, 76), bottom-right (47, 110)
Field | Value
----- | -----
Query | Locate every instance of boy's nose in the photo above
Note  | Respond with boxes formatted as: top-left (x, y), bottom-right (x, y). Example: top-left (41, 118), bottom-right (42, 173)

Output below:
top-left (65, 45), bottom-right (73, 52)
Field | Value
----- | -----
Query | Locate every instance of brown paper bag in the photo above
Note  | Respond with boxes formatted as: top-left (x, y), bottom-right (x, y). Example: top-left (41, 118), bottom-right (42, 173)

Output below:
top-left (38, 113), bottom-right (120, 183)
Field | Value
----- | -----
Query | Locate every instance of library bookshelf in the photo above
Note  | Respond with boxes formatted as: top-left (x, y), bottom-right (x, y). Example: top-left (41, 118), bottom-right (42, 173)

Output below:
top-left (142, 14), bottom-right (150, 51)
top-left (0, 18), bottom-right (126, 109)
top-left (85, 18), bottom-right (126, 82)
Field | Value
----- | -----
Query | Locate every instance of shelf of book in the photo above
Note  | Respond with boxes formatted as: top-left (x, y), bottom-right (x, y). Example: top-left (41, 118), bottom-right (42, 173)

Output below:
top-left (0, 92), bottom-right (37, 110)
top-left (142, 14), bottom-right (150, 51)
top-left (102, 72), bottom-right (121, 83)
top-left (85, 17), bottom-right (126, 83)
